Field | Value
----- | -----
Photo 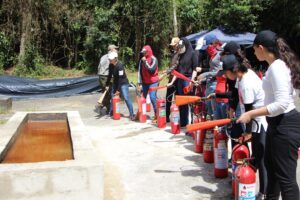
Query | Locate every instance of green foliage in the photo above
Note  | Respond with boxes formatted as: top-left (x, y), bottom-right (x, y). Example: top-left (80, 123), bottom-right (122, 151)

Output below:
top-left (0, 32), bottom-right (14, 73)
top-left (178, 0), bottom-right (205, 35)
top-left (0, 0), bottom-right (299, 79)
top-left (202, 0), bottom-right (263, 33)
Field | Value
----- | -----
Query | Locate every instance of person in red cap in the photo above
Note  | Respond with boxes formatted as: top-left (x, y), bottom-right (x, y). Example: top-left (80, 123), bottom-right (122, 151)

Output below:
top-left (138, 45), bottom-right (159, 122)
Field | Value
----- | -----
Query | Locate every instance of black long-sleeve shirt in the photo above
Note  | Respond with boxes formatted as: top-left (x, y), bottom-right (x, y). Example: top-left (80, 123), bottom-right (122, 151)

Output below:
top-left (105, 62), bottom-right (129, 90)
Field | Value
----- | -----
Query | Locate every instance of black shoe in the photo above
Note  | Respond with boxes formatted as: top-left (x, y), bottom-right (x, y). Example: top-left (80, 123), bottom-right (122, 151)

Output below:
top-left (130, 115), bottom-right (136, 121)
top-left (185, 132), bottom-right (193, 137)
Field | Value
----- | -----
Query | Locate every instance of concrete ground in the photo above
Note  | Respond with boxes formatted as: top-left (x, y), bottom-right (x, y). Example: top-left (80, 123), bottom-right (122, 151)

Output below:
top-left (0, 90), bottom-right (299, 200)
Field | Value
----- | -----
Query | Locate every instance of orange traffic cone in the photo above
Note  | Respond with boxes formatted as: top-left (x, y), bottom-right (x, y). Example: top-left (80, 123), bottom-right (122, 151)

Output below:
top-left (187, 118), bottom-right (233, 132)
top-left (175, 95), bottom-right (201, 106)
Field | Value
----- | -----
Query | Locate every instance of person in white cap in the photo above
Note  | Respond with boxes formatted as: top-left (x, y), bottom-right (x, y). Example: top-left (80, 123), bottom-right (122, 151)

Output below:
top-left (106, 51), bottom-right (135, 120)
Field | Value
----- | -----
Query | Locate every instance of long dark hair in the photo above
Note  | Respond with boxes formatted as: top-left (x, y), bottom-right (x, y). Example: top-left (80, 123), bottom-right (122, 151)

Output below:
top-left (235, 49), bottom-right (252, 72)
top-left (276, 38), bottom-right (300, 89)
top-left (254, 30), bottom-right (300, 89)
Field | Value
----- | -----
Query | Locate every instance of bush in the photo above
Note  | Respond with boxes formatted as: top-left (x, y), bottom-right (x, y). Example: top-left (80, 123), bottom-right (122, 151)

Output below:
top-left (0, 32), bottom-right (15, 72)
top-left (14, 43), bottom-right (47, 77)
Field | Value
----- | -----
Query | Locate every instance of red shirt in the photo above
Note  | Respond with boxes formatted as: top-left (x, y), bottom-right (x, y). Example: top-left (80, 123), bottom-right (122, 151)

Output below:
top-left (215, 75), bottom-right (228, 103)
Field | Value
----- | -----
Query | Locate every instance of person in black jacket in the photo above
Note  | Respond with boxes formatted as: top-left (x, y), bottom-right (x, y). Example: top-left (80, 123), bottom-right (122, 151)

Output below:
top-left (168, 37), bottom-right (198, 128)
top-left (106, 52), bottom-right (134, 120)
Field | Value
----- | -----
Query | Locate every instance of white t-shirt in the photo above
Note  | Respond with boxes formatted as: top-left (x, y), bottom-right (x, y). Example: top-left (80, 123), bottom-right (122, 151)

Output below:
top-left (262, 59), bottom-right (295, 117)
top-left (236, 69), bottom-right (268, 132)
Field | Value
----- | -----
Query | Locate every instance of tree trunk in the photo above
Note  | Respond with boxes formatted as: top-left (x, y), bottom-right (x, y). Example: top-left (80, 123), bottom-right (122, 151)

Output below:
top-left (172, 0), bottom-right (178, 36)
top-left (19, 0), bottom-right (32, 64)
top-left (135, 16), bottom-right (142, 64)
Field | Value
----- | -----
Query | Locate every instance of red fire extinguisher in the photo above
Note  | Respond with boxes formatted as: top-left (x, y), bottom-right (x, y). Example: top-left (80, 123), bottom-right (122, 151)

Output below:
top-left (235, 160), bottom-right (256, 200)
top-left (213, 126), bottom-right (228, 178)
top-left (170, 103), bottom-right (180, 134)
top-left (203, 128), bottom-right (214, 163)
top-left (194, 115), bottom-right (207, 153)
top-left (232, 144), bottom-right (250, 195)
top-left (194, 115), bottom-right (204, 153)
top-left (112, 94), bottom-right (121, 120)
top-left (137, 95), bottom-right (147, 123)
top-left (146, 94), bottom-right (151, 112)
top-left (156, 98), bottom-right (166, 128)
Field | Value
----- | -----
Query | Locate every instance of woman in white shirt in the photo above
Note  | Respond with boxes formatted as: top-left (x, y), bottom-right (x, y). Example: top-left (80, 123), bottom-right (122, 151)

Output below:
top-left (238, 30), bottom-right (300, 200)
top-left (221, 54), bottom-right (268, 199)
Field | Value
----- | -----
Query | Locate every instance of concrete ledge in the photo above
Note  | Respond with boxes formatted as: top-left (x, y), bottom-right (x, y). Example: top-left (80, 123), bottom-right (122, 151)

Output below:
top-left (0, 111), bottom-right (103, 200)
top-left (0, 96), bottom-right (12, 113)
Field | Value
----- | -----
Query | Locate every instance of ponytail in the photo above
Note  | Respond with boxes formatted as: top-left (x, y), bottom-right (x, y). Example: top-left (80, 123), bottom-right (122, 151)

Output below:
top-left (276, 38), bottom-right (300, 89)
top-left (234, 49), bottom-right (252, 73)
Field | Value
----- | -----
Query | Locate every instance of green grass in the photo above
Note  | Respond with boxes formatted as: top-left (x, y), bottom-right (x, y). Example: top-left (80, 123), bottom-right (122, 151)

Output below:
top-left (0, 119), bottom-right (6, 125)
top-left (0, 107), bottom-right (8, 114)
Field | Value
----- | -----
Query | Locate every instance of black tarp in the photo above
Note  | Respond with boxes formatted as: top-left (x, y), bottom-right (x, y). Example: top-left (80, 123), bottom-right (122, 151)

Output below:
top-left (0, 75), bottom-right (100, 99)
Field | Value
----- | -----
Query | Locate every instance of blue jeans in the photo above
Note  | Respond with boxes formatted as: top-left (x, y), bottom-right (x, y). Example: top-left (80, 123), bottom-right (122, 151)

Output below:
top-left (142, 82), bottom-right (158, 114)
top-left (214, 102), bottom-right (227, 120)
top-left (176, 78), bottom-right (191, 127)
top-left (110, 84), bottom-right (134, 117)
top-left (205, 80), bottom-right (216, 118)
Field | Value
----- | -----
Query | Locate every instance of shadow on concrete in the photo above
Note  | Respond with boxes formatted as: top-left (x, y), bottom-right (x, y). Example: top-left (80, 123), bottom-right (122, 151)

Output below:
top-left (182, 154), bottom-right (233, 199)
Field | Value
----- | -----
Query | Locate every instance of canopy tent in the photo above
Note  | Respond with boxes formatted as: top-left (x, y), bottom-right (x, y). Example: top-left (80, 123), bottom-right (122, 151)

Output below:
top-left (0, 75), bottom-right (100, 100)
top-left (186, 27), bottom-right (256, 46)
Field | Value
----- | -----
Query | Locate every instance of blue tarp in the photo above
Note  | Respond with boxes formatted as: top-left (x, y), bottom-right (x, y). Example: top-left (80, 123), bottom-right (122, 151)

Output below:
top-left (0, 75), bottom-right (100, 100)
top-left (186, 27), bottom-right (256, 45)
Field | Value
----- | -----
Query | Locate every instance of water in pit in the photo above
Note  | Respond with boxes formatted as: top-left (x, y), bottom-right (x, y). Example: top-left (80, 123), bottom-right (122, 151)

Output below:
top-left (1, 120), bottom-right (74, 163)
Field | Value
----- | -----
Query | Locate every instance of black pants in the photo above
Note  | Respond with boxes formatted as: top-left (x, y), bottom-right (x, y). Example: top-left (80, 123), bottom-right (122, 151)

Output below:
top-left (251, 126), bottom-right (267, 194)
top-left (265, 109), bottom-right (300, 200)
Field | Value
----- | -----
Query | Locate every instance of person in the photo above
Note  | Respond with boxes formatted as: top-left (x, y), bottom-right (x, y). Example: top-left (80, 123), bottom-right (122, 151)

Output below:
top-left (106, 51), bottom-right (135, 120)
top-left (98, 44), bottom-right (119, 89)
top-left (221, 54), bottom-right (268, 199)
top-left (208, 41), bottom-right (245, 148)
top-left (237, 30), bottom-right (300, 200)
top-left (167, 37), bottom-right (198, 128)
top-left (97, 45), bottom-right (118, 113)
top-left (138, 45), bottom-right (159, 122)
top-left (198, 34), bottom-right (222, 118)
top-left (165, 37), bottom-right (180, 122)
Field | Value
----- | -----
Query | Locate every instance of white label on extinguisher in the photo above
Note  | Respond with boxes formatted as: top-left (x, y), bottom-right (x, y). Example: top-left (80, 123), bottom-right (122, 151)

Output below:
top-left (195, 131), bottom-right (201, 143)
top-left (214, 146), bottom-right (228, 169)
top-left (142, 103), bottom-right (146, 114)
top-left (159, 107), bottom-right (166, 117)
top-left (204, 143), bottom-right (212, 151)
top-left (172, 112), bottom-right (180, 124)
top-left (238, 183), bottom-right (256, 200)
top-left (116, 102), bottom-right (120, 114)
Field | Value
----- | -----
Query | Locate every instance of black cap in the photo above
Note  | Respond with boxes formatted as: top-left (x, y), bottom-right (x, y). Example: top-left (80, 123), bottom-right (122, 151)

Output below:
top-left (253, 30), bottom-right (277, 48)
top-left (221, 41), bottom-right (240, 55)
top-left (221, 54), bottom-right (240, 72)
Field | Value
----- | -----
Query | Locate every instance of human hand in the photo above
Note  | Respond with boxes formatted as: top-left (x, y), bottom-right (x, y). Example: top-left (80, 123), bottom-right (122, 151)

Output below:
top-left (207, 93), bottom-right (216, 99)
top-left (167, 82), bottom-right (173, 88)
top-left (238, 133), bottom-right (252, 144)
top-left (228, 108), bottom-right (235, 118)
top-left (142, 57), bottom-right (146, 61)
top-left (105, 86), bottom-right (109, 91)
top-left (196, 67), bottom-right (202, 73)
top-left (237, 112), bottom-right (252, 124)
